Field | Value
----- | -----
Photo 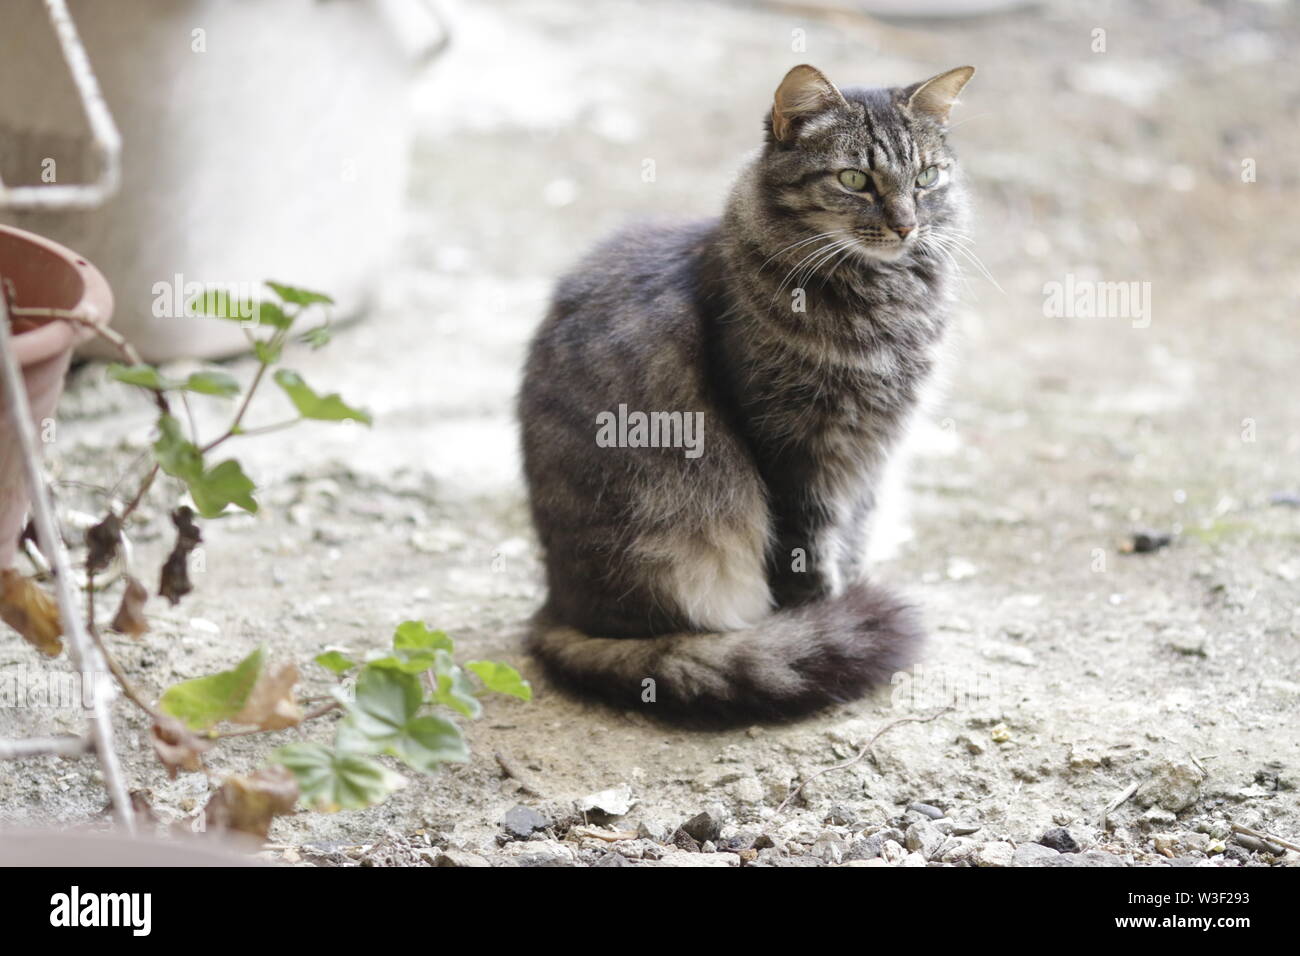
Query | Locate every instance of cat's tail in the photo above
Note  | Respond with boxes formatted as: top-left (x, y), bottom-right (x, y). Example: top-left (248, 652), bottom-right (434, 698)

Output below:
top-left (526, 581), bottom-right (923, 728)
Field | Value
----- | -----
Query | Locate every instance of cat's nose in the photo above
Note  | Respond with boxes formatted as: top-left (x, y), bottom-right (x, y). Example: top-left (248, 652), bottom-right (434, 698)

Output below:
top-left (890, 223), bottom-right (916, 239)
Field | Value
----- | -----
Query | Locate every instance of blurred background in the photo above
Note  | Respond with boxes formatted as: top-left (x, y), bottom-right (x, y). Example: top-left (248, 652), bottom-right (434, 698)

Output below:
top-left (0, 0), bottom-right (1296, 857)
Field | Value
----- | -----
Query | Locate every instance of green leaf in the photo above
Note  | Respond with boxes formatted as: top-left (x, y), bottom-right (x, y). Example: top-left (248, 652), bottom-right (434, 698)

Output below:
top-left (342, 667), bottom-right (468, 772)
top-left (432, 655), bottom-right (482, 719)
top-left (182, 370), bottom-right (240, 397)
top-left (108, 363), bottom-right (169, 390)
top-left (314, 650), bottom-right (356, 675)
top-left (153, 415), bottom-right (203, 482)
top-left (365, 622), bottom-right (453, 674)
top-left (111, 365), bottom-right (241, 399)
top-left (253, 340), bottom-right (282, 365)
top-left (467, 660), bottom-right (533, 701)
top-left (249, 301), bottom-right (292, 330)
top-left (394, 621), bottom-right (453, 654)
top-left (274, 743), bottom-right (405, 812)
top-left (186, 287), bottom-right (258, 323)
top-left (386, 715), bottom-right (467, 772)
top-left (152, 419), bottom-right (257, 517)
top-left (187, 459), bottom-right (258, 518)
top-left (273, 369), bottom-right (372, 425)
top-left (159, 647), bottom-right (265, 730)
top-left (300, 326), bottom-right (333, 349)
top-left (266, 281), bottom-right (334, 306)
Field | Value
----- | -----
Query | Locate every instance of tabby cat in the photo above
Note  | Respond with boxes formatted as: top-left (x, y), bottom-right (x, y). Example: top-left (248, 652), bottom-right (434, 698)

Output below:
top-left (518, 64), bottom-right (975, 726)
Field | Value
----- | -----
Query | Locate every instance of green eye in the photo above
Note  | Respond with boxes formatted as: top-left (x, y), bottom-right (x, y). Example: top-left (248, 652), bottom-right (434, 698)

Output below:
top-left (838, 169), bottom-right (869, 191)
top-left (916, 165), bottom-right (941, 187)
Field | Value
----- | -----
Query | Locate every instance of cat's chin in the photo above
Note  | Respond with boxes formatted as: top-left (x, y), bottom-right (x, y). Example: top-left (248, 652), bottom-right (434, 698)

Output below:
top-left (856, 242), bottom-right (911, 264)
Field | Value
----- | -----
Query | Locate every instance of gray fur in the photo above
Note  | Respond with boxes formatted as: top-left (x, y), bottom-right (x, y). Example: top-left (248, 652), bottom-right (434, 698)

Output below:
top-left (518, 64), bottom-right (974, 727)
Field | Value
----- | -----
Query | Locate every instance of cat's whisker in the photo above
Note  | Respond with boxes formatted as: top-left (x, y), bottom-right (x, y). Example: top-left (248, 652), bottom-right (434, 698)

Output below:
top-left (759, 230), bottom-right (845, 272)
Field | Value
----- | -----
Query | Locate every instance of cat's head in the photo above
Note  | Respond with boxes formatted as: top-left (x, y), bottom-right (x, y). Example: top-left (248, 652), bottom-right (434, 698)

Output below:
top-left (758, 64), bottom-right (974, 265)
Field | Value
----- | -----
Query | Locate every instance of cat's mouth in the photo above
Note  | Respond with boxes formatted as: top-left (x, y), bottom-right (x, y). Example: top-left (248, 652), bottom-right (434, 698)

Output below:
top-left (854, 235), bottom-right (912, 263)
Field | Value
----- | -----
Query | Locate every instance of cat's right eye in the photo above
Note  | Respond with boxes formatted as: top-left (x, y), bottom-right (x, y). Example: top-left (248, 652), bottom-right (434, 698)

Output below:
top-left (838, 169), bottom-right (870, 191)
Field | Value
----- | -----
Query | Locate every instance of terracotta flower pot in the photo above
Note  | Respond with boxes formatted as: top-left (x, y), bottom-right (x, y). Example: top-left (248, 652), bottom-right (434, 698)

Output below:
top-left (0, 224), bottom-right (112, 567)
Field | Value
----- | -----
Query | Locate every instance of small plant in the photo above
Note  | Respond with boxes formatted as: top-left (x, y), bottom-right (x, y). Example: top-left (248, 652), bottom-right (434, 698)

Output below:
top-left (0, 280), bottom-right (529, 838)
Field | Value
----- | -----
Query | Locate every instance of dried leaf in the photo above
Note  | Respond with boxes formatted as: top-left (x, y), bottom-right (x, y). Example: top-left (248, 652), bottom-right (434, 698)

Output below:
top-left (84, 514), bottom-right (122, 574)
top-left (0, 568), bottom-right (63, 657)
top-left (159, 507), bottom-right (202, 606)
top-left (110, 574), bottom-right (150, 637)
top-left (150, 714), bottom-right (210, 779)
top-left (202, 766), bottom-right (299, 840)
top-left (232, 661), bottom-right (303, 731)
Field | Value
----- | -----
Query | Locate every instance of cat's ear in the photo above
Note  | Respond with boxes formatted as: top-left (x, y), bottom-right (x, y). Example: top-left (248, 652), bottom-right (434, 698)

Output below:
top-left (904, 66), bottom-right (975, 125)
top-left (771, 64), bottom-right (848, 143)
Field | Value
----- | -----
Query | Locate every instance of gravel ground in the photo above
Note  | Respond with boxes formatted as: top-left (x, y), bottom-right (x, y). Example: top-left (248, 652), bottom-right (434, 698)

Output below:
top-left (1, 0), bottom-right (1297, 866)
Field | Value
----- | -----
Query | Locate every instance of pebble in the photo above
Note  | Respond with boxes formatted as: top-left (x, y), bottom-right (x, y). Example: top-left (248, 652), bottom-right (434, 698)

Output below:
top-left (680, 808), bottom-right (725, 844)
top-left (907, 801), bottom-right (945, 820)
top-left (904, 821), bottom-right (947, 861)
top-left (433, 850), bottom-right (491, 867)
top-left (499, 805), bottom-right (551, 841)
top-left (1037, 827), bottom-right (1081, 853)
top-left (972, 841), bottom-right (1015, 867)
top-left (1012, 843), bottom-right (1060, 866)
top-left (1136, 759), bottom-right (1205, 813)
top-left (576, 784), bottom-right (635, 818)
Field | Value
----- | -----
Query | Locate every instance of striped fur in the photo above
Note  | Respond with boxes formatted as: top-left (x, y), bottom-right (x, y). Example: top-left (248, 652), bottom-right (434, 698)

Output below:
top-left (518, 65), bottom-right (974, 727)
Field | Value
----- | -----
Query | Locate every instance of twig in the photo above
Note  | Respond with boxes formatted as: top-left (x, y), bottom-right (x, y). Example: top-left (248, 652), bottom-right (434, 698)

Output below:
top-left (0, 735), bottom-right (93, 759)
top-left (776, 708), bottom-right (953, 813)
top-left (495, 750), bottom-right (545, 798)
top-left (0, 292), bottom-right (133, 830)
top-left (209, 700), bottom-right (341, 740)
top-left (1231, 823), bottom-right (1300, 854)
top-left (1100, 780), bottom-right (1141, 831)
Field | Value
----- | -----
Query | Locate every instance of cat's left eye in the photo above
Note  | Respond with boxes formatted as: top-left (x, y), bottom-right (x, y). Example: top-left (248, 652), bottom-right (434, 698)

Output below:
top-left (916, 166), bottom-right (942, 188)
top-left (839, 169), bottom-right (870, 191)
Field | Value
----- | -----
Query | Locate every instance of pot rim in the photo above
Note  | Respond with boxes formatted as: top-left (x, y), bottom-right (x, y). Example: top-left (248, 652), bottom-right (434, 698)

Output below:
top-left (0, 224), bottom-right (114, 368)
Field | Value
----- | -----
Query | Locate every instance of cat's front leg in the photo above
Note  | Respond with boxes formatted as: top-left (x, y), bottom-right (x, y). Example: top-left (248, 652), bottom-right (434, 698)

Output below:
top-left (764, 493), bottom-right (841, 608)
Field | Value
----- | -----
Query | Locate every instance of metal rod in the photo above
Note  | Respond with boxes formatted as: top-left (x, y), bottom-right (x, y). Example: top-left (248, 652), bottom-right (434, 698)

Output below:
top-left (0, 735), bottom-right (92, 759)
top-left (0, 290), bottom-right (133, 830)
top-left (0, 0), bottom-right (122, 210)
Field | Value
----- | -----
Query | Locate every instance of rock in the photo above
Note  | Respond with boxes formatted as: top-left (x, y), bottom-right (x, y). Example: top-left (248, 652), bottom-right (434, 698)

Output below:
top-left (731, 776), bottom-right (765, 806)
top-left (650, 849), bottom-right (741, 868)
top-left (716, 832), bottom-right (757, 852)
top-left (1136, 759), bottom-right (1205, 813)
top-left (499, 805), bottom-right (551, 841)
top-left (880, 839), bottom-right (907, 864)
top-left (811, 832), bottom-right (846, 864)
top-left (972, 841), bottom-right (1015, 867)
top-left (958, 734), bottom-right (987, 755)
top-left (499, 840), bottom-right (578, 867)
top-left (1042, 850), bottom-right (1125, 868)
top-left (824, 805), bottom-right (856, 826)
top-left (845, 835), bottom-right (883, 861)
top-left (907, 801), bottom-right (945, 820)
top-left (1013, 843), bottom-right (1060, 866)
top-left (840, 858), bottom-right (890, 867)
top-left (680, 809), bottom-right (724, 844)
top-left (1037, 827), bottom-right (1080, 853)
top-left (433, 850), bottom-right (491, 867)
top-left (635, 819), bottom-right (671, 843)
top-left (1126, 530), bottom-right (1173, 553)
top-left (576, 784), bottom-right (635, 818)
top-left (593, 851), bottom-right (631, 867)
top-left (939, 838), bottom-right (977, 864)
top-left (905, 821), bottom-right (947, 861)
top-left (900, 852), bottom-right (927, 867)
top-left (670, 828), bottom-right (701, 852)
top-left (981, 642), bottom-right (1037, 667)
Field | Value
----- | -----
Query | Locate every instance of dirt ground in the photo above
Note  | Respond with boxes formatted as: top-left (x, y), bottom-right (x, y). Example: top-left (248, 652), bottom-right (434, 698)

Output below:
top-left (2, 0), bottom-right (1298, 866)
